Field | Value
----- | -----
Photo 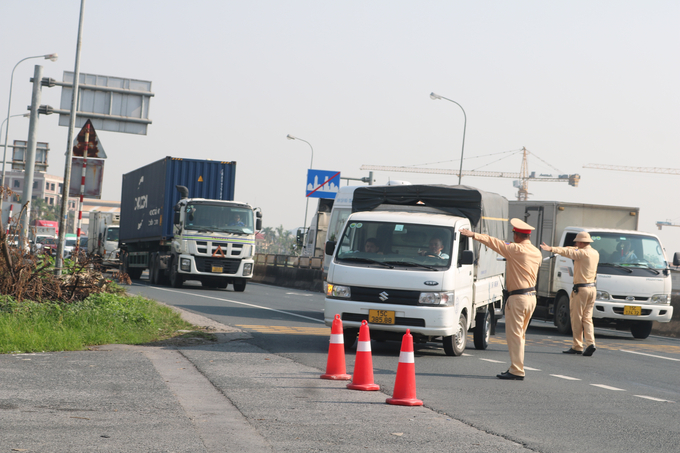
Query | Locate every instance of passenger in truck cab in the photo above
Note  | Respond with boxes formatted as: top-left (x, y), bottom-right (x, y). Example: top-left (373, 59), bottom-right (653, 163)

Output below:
top-left (418, 236), bottom-right (449, 259)
top-left (363, 237), bottom-right (382, 254)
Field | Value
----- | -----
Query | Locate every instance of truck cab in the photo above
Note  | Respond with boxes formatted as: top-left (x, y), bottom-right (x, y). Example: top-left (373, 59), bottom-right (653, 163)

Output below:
top-left (550, 227), bottom-right (673, 339)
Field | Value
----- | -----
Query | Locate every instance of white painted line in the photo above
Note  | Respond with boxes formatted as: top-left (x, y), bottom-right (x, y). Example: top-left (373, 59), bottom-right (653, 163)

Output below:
top-left (480, 358), bottom-right (505, 363)
top-left (591, 384), bottom-right (625, 391)
top-left (285, 292), bottom-right (315, 297)
top-left (550, 374), bottom-right (581, 381)
top-left (146, 286), bottom-right (325, 323)
top-left (620, 349), bottom-right (680, 362)
top-left (524, 366), bottom-right (541, 371)
top-left (461, 353), bottom-right (474, 357)
top-left (634, 395), bottom-right (675, 403)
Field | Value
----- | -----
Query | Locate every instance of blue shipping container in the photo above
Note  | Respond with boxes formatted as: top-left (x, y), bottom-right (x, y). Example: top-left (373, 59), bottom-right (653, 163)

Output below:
top-left (120, 157), bottom-right (236, 243)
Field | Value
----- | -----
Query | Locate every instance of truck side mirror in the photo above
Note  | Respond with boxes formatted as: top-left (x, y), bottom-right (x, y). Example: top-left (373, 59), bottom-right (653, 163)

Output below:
top-left (459, 250), bottom-right (474, 266)
top-left (325, 241), bottom-right (336, 255)
top-left (673, 252), bottom-right (680, 267)
top-left (256, 218), bottom-right (262, 231)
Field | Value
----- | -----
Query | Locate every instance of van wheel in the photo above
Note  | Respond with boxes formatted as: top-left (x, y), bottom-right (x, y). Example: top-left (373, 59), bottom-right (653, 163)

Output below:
top-left (343, 328), bottom-right (358, 351)
top-left (631, 321), bottom-right (653, 339)
top-left (473, 310), bottom-right (491, 350)
top-left (554, 294), bottom-right (572, 335)
top-left (444, 313), bottom-right (467, 356)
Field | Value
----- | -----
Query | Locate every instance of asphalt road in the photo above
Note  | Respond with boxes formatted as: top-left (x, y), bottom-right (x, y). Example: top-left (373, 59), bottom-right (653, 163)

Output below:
top-left (128, 279), bottom-right (680, 453)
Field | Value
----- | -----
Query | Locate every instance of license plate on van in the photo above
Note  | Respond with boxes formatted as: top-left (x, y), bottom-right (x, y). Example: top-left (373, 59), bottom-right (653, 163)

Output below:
top-left (369, 309), bottom-right (395, 324)
top-left (623, 305), bottom-right (641, 316)
top-left (211, 266), bottom-right (223, 273)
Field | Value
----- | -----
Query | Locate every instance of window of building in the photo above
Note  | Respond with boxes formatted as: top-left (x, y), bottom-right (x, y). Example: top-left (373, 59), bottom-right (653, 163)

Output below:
top-left (49, 197), bottom-right (54, 205)
top-left (51, 183), bottom-right (55, 191)
top-left (13, 180), bottom-right (20, 188)
top-left (46, 181), bottom-right (50, 190)
top-left (58, 183), bottom-right (63, 194)
top-left (33, 181), bottom-right (38, 189)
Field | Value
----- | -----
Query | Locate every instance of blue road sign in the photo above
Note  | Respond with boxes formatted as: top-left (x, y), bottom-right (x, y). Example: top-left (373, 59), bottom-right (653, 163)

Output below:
top-left (306, 169), bottom-right (341, 199)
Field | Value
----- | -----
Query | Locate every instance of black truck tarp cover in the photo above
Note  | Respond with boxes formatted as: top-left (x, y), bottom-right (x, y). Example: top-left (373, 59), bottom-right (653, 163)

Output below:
top-left (352, 184), bottom-right (509, 273)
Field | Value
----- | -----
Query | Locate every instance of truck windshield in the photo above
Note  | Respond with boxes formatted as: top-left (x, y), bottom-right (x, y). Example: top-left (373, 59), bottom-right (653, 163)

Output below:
top-left (184, 204), bottom-right (254, 233)
top-left (335, 221), bottom-right (453, 268)
top-left (583, 232), bottom-right (667, 269)
top-left (106, 227), bottom-right (119, 242)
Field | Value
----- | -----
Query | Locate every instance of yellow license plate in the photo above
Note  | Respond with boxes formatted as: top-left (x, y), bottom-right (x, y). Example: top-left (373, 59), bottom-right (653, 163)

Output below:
top-left (624, 305), bottom-right (642, 316)
top-left (211, 266), bottom-right (223, 273)
top-left (369, 309), bottom-right (395, 325)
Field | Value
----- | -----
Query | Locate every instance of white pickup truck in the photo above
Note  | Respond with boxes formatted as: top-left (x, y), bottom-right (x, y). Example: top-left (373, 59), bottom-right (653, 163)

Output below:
top-left (324, 185), bottom-right (507, 356)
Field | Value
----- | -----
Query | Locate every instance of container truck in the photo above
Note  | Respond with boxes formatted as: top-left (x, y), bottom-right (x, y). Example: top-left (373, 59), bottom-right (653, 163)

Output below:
top-left (119, 157), bottom-right (262, 291)
top-left (324, 184), bottom-right (507, 356)
top-left (509, 201), bottom-right (674, 339)
top-left (88, 211), bottom-right (120, 269)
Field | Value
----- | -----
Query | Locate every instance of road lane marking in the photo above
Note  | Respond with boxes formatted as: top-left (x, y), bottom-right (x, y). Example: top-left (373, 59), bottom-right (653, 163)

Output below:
top-left (480, 358), bottom-right (505, 363)
top-left (550, 374), bottom-right (581, 381)
top-left (620, 349), bottom-right (680, 362)
top-left (145, 286), bottom-right (325, 323)
top-left (285, 292), bottom-right (316, 297)
top-left (591, 384), bottom-right (625, 391)
top-left (524, 366), bottom-right (541, 371)
top-left (237, 325), bottom-right (329, 336)
top-left (634, 395), bottom-right (675, 403)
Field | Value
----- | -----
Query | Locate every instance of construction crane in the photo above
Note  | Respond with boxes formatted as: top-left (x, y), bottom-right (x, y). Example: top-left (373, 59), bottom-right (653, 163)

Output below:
top-left (583, 164), bottom-right (680, 175)
top-left (361, 147), bottom-right (580, 201)
top-left (656, 221), bottom-right (680, 230)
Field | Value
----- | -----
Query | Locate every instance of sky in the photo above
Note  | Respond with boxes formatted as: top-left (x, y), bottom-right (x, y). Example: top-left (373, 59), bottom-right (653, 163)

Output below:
top-left (1, 1), bottom-right (679, 253)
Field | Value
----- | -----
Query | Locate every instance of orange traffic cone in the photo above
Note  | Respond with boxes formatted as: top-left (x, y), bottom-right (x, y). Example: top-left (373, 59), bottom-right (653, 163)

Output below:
top-left (386, 329), bottom-right (423, 406)
top-left (321, 314), bottom-right (351, 380)
top-left (347, 320), bottom-right (380, 391)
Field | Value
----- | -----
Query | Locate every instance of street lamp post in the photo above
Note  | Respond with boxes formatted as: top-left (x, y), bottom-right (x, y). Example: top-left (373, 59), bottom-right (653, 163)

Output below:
top-left (1, 53), bottom-right (58, 208)
top-left (286, 134), bottom-right (314, 246)
top-left (430, 92), bottom-right (467, 185)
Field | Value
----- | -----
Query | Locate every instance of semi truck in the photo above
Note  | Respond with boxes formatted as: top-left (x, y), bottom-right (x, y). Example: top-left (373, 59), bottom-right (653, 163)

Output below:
top-left (509, 201), bottom-right (674, 339)
top-left (119, 157), bottom-right (262, 291)
top-left (324, 184), bottom-right (507, 356)
top-left (88, 211), bottom-right (120, 269)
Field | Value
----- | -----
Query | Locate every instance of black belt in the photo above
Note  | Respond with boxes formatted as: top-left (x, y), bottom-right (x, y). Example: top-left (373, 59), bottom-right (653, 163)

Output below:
top-left (508, 287), bottom-right (536, 296)
top-left (573, 282), bottom-right (596, 294)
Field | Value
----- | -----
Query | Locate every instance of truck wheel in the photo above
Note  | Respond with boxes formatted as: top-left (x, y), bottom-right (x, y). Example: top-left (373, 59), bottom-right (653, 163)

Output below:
top-left (169, 258), bottom-right (184, 288)
top-left (343, 328), bottom-right (358, 351)
top-left (444, 313), bottom-right (467, 356)
top-left (473, 310), bottom-right (491, 350)
top-left (149, 253), bottom-right (158, 284)
top-left (631, 321), bottom-right (653, 339)
top-left (233, 279), bottom-right (247, 292)
top-left (554, 294), bottom-right (572, 335)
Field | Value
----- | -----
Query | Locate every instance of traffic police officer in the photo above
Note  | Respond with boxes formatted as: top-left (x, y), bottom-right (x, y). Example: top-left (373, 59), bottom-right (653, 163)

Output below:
top-left (540, 231), bottom-right (599, 356)
top-left (460, 218), bottom-right (542, 380)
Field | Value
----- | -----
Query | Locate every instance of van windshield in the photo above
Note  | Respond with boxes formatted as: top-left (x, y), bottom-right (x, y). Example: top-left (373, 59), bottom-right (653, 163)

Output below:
top-left (575, 232), bottom-right (667, 270)
top-left (336, 221), bottom-right (454, 268)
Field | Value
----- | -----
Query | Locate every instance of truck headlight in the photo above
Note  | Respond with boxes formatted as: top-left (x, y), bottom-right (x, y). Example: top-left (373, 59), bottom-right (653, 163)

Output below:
top-left (596, 290), bottom-right (611, 300)
top-left (180, 258), bottom-right (191, 272)
top-left (326, 284), bottom-right (351, 298)
top-left (418, 292), bottom-right (453, 305)
top-left (651, 294), bottom-right (670, 304)
top-left (243, 263), bottom-right (253, 276)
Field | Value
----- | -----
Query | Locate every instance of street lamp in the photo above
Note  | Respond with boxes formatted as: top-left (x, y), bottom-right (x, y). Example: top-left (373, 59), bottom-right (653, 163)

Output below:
top-left (1, 53), bottom-right (58, 207)
top-left (286, 134), bottom-right (314, 245)
top-left (430, 92), bottom-right (467, 185)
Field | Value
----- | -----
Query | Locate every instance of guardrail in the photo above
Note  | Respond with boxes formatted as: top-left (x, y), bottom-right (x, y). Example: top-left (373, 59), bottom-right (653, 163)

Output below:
top-left (255, 254), bottom-right (323, 269)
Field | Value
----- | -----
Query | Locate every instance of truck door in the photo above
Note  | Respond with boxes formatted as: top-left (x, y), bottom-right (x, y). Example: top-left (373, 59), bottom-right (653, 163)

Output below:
top-left (455, 230), bottom-right (473, 307)
top-left (523, 206), bottom-right (544, 248)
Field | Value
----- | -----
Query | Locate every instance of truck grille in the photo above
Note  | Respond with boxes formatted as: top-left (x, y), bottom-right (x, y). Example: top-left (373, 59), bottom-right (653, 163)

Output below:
top-left (350, 286), bottom-right (421, 305)
top-left (194, 257), bottom-right (241, 274)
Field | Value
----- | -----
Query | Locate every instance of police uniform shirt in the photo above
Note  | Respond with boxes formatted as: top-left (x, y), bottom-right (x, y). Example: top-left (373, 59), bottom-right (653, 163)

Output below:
top-left (471, 233), bottom-right (542, 292)
top-left (550, 245), bottom-right (599, 284)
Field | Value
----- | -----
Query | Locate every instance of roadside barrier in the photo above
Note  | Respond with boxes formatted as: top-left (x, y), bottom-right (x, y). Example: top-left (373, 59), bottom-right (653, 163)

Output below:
top-left (321, 314), bottom-right (351, 380)
top-left (386, 329), bottom-right (423, 406)
top-left (347, 320), bottom-right (380, 391)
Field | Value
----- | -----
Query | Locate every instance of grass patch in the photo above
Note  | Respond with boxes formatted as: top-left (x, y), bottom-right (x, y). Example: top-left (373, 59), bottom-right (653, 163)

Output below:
top-left (0, 290), bottom-right (197, 354)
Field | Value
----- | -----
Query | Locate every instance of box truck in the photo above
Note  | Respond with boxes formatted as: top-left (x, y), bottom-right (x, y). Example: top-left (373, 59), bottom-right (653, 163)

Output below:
top-left (119, 157), bottom-right (262, 291)
top-left (324, 184), bottom-right (507, 356)
top-left (88, 211), bottom-right (120, 269)
top-left (509, 201), bottom-right (673, 339)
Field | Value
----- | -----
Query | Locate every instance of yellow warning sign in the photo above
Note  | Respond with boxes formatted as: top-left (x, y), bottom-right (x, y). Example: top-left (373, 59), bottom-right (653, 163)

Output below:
top-left (212, 245), bottom-right (226, 258)
top-left (198, 176), bottom-right (204, 182)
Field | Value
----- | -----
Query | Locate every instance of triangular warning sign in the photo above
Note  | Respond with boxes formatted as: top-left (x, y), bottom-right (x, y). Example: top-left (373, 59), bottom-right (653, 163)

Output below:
top-left (198, 176), bottom-right (204, 182)
top-left (71, 119), bottom-right (107, 158)
top-left (212, 245), bottom-right (226, 258)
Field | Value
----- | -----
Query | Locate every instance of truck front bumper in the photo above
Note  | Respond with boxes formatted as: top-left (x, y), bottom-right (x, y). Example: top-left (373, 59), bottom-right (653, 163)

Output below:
top-left (324, 298), bottom-right (458, 338)
top-left (177, 254), bottom-right (253, 278)
top-left (593, 301), bottom-right (673, 323)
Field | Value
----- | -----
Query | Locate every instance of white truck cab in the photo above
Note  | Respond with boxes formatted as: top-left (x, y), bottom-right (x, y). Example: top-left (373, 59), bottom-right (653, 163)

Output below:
top-left (324, 185), bottom-right (507, 356)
